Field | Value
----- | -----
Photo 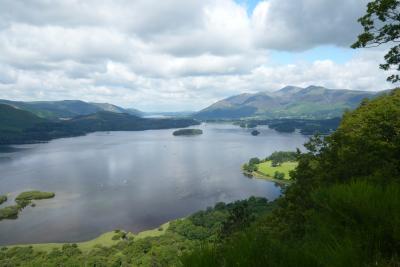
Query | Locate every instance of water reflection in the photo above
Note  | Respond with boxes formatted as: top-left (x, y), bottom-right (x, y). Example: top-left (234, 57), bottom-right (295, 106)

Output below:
top-left (0, 123), bottom-right (307, 245)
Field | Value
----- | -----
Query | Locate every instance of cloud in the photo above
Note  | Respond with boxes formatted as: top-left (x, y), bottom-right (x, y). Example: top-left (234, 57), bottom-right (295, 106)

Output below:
top-left (251, 0), bottom-right (370, 51)
top-left (0, 0), bottom-right (393, 111)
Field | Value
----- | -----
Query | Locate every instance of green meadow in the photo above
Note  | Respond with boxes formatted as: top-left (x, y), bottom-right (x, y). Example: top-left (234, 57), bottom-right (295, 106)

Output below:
top-left (256, 161), bottom-right (298, 180)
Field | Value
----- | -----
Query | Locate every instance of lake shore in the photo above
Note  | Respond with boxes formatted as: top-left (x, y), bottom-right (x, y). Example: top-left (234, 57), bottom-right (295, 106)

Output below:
top-left (2, 222), bottom-right (170, 252)
top-left (0, 124), bottom-right (303, 245)
top-left (243, 169), bottom-right (293, 185)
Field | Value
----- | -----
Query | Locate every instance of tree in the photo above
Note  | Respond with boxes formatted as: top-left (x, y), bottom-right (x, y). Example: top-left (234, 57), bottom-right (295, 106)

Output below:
top-left (220, 202), bottom-right (252, 238)
top-left (273, 171), bottom-right (285, 180)
top-left (249, 157), bottom-right (261, 165)
top-left (352, 0), bottom-right (400, 82)
top-left (271, 159), bottom-right (280, 167)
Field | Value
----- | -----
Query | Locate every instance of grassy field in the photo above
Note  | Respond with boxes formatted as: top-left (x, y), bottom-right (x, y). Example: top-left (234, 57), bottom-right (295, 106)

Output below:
top-left (5, 222), bottom-right (170, 252)
top-left (135, 222), bottom-right (170, 239)
top-left (256, 161), bottom-right (298, 180)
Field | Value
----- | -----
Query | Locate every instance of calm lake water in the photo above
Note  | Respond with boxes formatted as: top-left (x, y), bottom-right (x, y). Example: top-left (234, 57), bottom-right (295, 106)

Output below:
top-left (0, 123), bottom-right (308, 245)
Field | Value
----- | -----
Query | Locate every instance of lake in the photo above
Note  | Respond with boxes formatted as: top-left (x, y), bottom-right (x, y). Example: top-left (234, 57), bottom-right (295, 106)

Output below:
top-left (0, 123), bottom-right (308, 245)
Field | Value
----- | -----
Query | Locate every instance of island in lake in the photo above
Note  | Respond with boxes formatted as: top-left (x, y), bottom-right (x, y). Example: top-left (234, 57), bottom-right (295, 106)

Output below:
top-left (0, 191), bottom-right (55, 220)
top-left (172, 129), bottom-right (203, 136)
top-left (251, 130), bottom-right (260, 136)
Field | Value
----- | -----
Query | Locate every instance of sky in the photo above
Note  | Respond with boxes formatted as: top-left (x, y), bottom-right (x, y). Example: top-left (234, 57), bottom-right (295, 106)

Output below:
top-left (0, 0), bottom-right (395, 111)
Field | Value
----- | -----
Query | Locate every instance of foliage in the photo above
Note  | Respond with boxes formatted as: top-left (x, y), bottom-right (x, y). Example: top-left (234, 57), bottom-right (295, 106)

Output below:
top-left (266, 151), bottom-right (297, 164)
top-left (0, 104), bottom-right (200, 145)
top-left (173, 129), bottom-right (203, 136)
top-left (243, 158), bottom-right (261, 172)
top-left (112, 230), bottom-right (128, 241)
top-left (265, 118), bottom-right (341, 134)
top-left (273, 171), bottom-right (285, 180)
top-left (243, 163), bottom-right (258, 172)
top-left (0, 195), bottom-right (7, 205)
top-left (0, 205), bottom-right (19, 220)
top-left (249, 157), bottom-right (261, 165)
top-left (352, 0), bottom-right (400, 82)
top-left (0, 191), bottom-right (55, 220)
top-left (15, 191), bottom-right (55, 208)
top-left (0, 197), bottom-right (276, 266)
top-left (16, 191), bottom-right (55, 201)
top-left (183, 89), bottom-right (400, 266)
top-left (251, 130), bottom-right (260, 136)
top-left (234, 121), bottom-right (257, 128)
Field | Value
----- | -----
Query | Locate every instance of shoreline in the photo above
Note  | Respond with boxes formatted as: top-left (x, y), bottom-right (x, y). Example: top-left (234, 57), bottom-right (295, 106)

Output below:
top-left (242, 169), bottom-right (293, 185)
top-left (1, 222), bottom-right (170, 252)
top-left (1, 167), bottom-right (282, 249)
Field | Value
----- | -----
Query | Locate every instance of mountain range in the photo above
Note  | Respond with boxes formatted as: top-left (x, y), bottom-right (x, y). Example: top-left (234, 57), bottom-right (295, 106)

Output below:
top-left (194, 85), bottom-right (380, 120)
top-left (0, 99), bottom-right (143, 119)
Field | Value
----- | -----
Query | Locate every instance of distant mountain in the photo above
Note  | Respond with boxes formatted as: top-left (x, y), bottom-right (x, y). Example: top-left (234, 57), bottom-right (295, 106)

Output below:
top-left (194, 86), bottom-right (379, 120)
top-left (142, 111), bottom-right (195, 118)
top-left (66, 111), bottom-right (199, 132)
top-left (0, 105), bottom-right (199, 145)
top-left (0, 99), bottom-right (143, 119)
top-left (125, 108), bottom-right (145, 117)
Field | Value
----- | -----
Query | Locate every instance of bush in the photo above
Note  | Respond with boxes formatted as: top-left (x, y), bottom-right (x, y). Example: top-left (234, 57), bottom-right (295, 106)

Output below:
top-left (273, 171), bottom-right (285, 180)
top-left (249, 157), bottom-right (261, 165)
top-left (243, 163), bottom-right (258, 172)
top-left (0, 205), bottom-right (20, 220)
top-left (266, 151), bottom-right (297, 164)
top-left (0, 195), bottom-right (7, 205)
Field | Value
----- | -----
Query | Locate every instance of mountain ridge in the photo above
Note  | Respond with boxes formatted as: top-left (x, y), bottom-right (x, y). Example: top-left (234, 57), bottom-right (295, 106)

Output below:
top-left (194, 85), bottom-right (380, 120)
top-left (0, 105), bottom-right (199, 145)
top-left (0, 99), bottom-right (143, 119)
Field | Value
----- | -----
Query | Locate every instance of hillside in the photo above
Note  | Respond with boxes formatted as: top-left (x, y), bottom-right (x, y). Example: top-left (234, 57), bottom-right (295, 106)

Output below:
top-left (183, 89), bottom-right (400, 266)
top-left (0, 100), bottom-right (143, 119)
top-left (0, 107), bottom-right (199, 145)
top-left (90, 103), bottom-right (143, 117)
top-left (194, 85), bottom-right (378, 120)
top-left (0, 104), bottom-right (46, 133)
top-left (66, 111), bottom-right (199, 132)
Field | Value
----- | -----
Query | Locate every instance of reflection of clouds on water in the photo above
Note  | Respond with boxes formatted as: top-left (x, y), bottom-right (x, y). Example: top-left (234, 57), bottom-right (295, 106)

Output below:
top-left (0, 123), bottom-right (307, 245)
top-left (33, 192), bottom-right (81, 209)
top-left (0, 156), bottom-right (12, 162)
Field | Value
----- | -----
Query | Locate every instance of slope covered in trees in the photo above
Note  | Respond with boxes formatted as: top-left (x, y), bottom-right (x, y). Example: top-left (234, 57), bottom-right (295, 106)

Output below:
top-left (182, 89), bottom-right (400, 266)
top-left (0, 105), bottom-right (199, 145)
top-left (0, 197), bottom-right (275, 266)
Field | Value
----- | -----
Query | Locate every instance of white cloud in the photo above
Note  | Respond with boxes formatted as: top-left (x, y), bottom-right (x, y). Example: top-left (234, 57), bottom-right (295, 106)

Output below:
top-left (251, 0), bottom-right (370, 51)
top-left (0, 0), bottom-right (394, 111)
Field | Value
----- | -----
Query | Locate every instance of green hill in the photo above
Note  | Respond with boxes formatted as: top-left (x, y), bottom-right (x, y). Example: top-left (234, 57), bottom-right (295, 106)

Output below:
top-left (0, 104), bottom-right (45, 132)
top-left (66, 111), bottom-right (199, 132)
top-left (0, 107), bottom-right (199, 145)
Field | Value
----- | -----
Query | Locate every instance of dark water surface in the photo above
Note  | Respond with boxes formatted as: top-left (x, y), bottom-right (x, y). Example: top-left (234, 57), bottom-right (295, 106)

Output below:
top-left (0, 123), bottom-right (307, 245)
